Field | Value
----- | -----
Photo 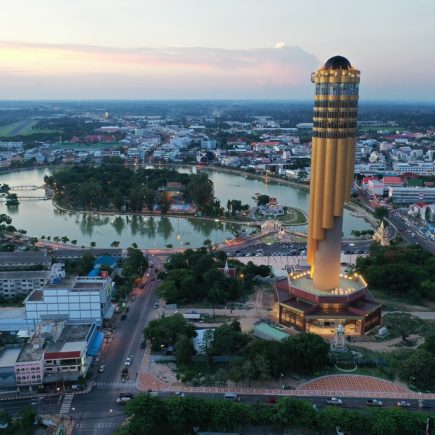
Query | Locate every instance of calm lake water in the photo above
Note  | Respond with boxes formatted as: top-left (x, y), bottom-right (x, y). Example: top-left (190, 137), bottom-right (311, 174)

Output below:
top-left (0, 167), bottom-right (370, 248)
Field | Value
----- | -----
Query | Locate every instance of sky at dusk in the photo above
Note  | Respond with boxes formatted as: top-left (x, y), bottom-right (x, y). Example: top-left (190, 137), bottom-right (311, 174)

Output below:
top-left (0, 0), bottom-right (434, 101)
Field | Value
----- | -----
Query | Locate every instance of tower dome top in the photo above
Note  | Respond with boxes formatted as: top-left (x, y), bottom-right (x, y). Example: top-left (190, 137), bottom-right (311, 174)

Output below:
top-left (324, 56), bottom-right (352, 70)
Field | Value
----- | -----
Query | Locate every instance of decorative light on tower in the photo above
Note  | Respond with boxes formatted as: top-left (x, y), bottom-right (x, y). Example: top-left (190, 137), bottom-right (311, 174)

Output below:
top-left (307, 56), bottom-right (360, 291)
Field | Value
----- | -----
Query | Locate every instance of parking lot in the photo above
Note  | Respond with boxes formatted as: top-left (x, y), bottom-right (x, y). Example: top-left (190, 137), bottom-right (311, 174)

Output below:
top-left (231, 241), bottom-right (370, 258)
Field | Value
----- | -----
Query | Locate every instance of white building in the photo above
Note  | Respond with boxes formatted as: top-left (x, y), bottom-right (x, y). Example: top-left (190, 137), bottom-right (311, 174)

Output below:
top-left (392, 162), bottom-right (435, 176)
top-left (0, 270), bottom-right (51, 299)
top-left (388, 187), bottom-right (435, 204)
top-left (24, 276), bottom-right (114, 325)
top-left (367, 180), bottom-right (385, 196)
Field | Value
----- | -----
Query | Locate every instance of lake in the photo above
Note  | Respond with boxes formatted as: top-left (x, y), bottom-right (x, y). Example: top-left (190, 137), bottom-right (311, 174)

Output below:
top-left (0, 167), bottom-right (371, 248)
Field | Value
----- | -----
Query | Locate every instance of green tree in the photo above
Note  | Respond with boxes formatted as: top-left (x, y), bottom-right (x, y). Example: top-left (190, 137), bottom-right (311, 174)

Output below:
top-left (256, 195), bottom-right (270, 206)
top-left (285, 333), bottom-right (329, 374)
top-left (0, 409), bottom-right (10, 425)
top-left (144, 314), bottom-right (196, 351)
top-left (0, 214), bottom-right (16, 234)
top-left (17, 407), bottom-right (36, 429)
top-left (124, 394), bottom-right (166, 434)
top-left (374, 206), bottom-right (389, 220)
top-left (399, 348), bottom-right (435, 389)
top-left (272, 397), bottom-right (317, 428)
top-left (175, 334), bottom-right (196, 365)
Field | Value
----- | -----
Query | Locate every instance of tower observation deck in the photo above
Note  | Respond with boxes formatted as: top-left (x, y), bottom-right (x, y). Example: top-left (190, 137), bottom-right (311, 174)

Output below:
top-left (307, 56), bottom-right (361, 291)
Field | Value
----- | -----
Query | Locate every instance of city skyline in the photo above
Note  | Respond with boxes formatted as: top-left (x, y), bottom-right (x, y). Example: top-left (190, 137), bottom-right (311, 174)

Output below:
top-left (0, 0), bottom-right (434, 100)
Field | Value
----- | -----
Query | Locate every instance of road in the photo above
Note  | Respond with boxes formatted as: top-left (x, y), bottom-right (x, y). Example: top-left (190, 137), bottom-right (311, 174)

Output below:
top-left (388, 210), bottom-right (435, 255)
top-left (70, 255), bottom-right (163, 435)
top-left (357, 191), bottom-right (435, 255)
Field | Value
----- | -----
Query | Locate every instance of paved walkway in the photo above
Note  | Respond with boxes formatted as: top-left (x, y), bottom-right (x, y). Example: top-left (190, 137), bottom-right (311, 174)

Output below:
top-left (137, 344), bottom-right (435, 400)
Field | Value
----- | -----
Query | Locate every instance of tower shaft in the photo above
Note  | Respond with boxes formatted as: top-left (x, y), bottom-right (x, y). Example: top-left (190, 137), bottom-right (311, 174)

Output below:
top-left (307, 60), bottom-right (360, 290)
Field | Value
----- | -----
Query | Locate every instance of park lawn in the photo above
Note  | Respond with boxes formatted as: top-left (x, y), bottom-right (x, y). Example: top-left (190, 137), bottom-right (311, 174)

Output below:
top-left (278, 208), bottom-right (307, 226)
top-left (157, 360), bottom-right (234, 386)
top-left (370, 289), bottom-right (433, 313)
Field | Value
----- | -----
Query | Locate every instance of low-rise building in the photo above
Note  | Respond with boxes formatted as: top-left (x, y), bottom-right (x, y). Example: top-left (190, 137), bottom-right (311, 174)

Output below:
top-left (0, 251), bottom-right (51, 271)
top-left (24, 276), bottom-right (114, 325)
top-left (388, 187), bottom-right (435, 204)
top-left (14, 321), bottom-right (99, 390)
top-left (0, 270), bottom-right (51, 299)
top-left (0, 346), bottom-right (21, 389)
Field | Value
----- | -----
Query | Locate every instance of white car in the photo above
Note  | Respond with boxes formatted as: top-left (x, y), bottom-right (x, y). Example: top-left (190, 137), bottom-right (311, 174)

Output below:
top-left (397, 400), bottom-right (411, 407)
top-left (174, 392), bottom-right (185, 397)
top-left (326, 397), bottom-right (343, 406)
top-left (124, 356), bottom-right (133, 366)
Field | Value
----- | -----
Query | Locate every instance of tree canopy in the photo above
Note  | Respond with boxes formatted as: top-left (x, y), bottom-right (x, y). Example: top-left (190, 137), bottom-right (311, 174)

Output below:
top-left (143, 313), bottom-right (196, 351)
top-left (117, 394), bottom-right (433, 435)
top-left (356, 244), bottom-right (435, 301)
top-left (47, 160), bottom-right (217, 213)
top-left (157, 248), bottom-right (271, 305)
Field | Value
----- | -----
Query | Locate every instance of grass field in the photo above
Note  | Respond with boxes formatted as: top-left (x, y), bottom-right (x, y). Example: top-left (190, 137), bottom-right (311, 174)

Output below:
top-left (278, 207), bottom-right (307, 226)
top-left (0, 120), bottom-right (59, 137)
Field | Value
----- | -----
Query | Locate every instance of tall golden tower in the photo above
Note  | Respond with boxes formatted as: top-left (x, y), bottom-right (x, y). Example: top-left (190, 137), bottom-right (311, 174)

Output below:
top-left (307, 56), bottom-right (360, 291)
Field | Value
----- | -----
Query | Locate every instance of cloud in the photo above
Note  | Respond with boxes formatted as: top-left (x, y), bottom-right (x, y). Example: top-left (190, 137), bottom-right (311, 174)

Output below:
top-left (0, 41), bottom-right (319, 99)
top-left (274, 42), bottom-right (287, 49)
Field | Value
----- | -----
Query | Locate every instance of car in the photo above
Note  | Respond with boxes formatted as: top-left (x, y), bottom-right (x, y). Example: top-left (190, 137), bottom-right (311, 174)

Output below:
top-left (98, 364), bottom-right (105, 373)
top-left (124, 356), bottom-right (133, 366)
top-left (326, 397), bottom-right (343, 406)
top-left (366, 399), bottom-right (383, 407)
top-left (117, 393), bottom-right (135, 404)
top-left (224, 392), bottom-right (240, 401)
top-left (121, 368), bottom-right (129, 378)
top-left (140, 341), bottom-right (146, 349)
top-left (265, 397), bottom-right (278, 404)
top-left (172, 391), bottom-right (185, 397)
top-left (397, 400), bottom-right (411, 407)
top-left (125, 307), bottom-right (130, 313)
top-left (70, 384), bottom-right (84, 391)
top-left (153, 303), bottom-right (159, 309)
top-left (121, 313), bottom-right (127, 320)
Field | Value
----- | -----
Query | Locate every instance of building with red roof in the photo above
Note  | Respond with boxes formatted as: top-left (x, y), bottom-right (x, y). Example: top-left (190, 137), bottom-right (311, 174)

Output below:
top-left (382, 176), bottom-right (403, 187)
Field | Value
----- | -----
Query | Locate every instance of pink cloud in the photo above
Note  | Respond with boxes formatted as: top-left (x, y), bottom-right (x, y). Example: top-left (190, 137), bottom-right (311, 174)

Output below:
top-left (0, 42), bottom-right (319, 99)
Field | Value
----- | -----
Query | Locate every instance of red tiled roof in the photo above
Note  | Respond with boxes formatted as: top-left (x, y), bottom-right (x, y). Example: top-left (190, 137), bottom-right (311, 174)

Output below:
top-left (44, 351), bottom-right (81, 360)
top-left (383, 176), bottom-right (402, 183)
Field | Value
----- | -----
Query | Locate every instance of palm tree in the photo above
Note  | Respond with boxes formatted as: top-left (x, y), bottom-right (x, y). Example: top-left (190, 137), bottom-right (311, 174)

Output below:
top-left (90, 241), bottom-right (96, 248)
top-left (71, 240), bottom-right (77, 245)
top-left (40, 235), bottom-right (46, 240)
top-left (111, 241), bottom-right (120, 248)
top-left (60, 236), bottom-right (69, 244)
top-left (53, 236), bottom-right (59, 243)
top-left (130, 242), bottom-right (138, 249)
top-left (46, 236), bottom-right (51, 241)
